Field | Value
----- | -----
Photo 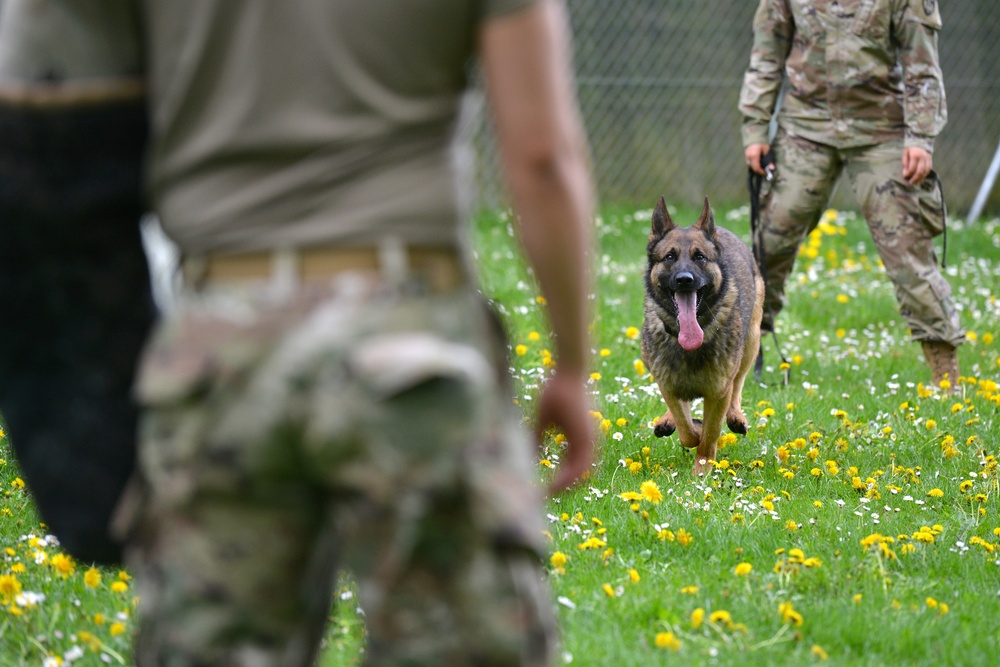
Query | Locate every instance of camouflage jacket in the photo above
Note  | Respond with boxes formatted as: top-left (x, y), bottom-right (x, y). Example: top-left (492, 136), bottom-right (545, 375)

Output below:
top-left (739, 0), bottom-right (947, 153)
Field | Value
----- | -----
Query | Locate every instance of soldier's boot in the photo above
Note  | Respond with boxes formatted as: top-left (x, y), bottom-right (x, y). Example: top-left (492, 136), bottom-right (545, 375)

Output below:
top-left (921, 341), bottom-right (960, 395)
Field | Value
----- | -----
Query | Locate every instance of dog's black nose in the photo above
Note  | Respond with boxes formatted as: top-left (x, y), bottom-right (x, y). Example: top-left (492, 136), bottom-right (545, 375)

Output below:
top-left (674, 272), bottom-right (695, 288)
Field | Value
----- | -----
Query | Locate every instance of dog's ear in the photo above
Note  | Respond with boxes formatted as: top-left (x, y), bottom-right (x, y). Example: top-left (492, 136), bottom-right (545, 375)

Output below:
top-left (694, 196), bottom-right (717, 240)
top-left (651, 195), bottom-right (677, 240)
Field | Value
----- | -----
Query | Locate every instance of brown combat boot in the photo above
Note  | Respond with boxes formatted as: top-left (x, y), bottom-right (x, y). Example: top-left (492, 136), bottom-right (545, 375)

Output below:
top-left (921, 341), bottom-right (960, 394)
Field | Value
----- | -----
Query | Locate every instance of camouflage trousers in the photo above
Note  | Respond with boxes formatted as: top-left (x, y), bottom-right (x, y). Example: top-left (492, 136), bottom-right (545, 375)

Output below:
top-left (757, 128), bottom-right (964, 346)
top-left (120, 273), bottom-right (556, 666)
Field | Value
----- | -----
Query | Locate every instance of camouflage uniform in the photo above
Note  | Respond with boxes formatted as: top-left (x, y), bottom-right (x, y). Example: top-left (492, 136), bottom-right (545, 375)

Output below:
top-left (740, 0), bottom-right (964, 347)
top-left (121, 275), bottom-right (555, 666)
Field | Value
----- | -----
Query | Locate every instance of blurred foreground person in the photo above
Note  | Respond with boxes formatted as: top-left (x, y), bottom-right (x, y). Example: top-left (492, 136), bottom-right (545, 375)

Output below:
top-left (121, 0), bottom-right (593, 665)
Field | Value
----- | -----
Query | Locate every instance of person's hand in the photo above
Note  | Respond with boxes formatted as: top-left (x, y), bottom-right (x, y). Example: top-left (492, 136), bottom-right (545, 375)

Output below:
top-left (534, 368), bottom-right (596, 494)
top-left (902, 146), bottom-right (933, 185)
top-left (745, 143), bottom-right (772, 176)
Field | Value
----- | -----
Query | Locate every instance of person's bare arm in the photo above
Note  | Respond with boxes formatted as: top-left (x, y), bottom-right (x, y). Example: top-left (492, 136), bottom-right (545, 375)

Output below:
top-left (479, 0), bottom-right (596, 492)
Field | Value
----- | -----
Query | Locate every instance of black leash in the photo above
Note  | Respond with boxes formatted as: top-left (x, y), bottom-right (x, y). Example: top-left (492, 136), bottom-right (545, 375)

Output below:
top-left (929, 170), bottom-right (948, 269)
top-left (747, 151), bottom-right (790, 385)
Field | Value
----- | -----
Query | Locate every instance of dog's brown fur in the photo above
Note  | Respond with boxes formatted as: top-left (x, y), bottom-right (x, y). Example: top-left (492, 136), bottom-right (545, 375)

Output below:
top-left (641, 196), bottom-right (764, 475)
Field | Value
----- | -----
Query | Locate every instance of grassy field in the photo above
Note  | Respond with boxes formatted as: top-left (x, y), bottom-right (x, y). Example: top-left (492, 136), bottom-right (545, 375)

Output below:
top-left (1, 202), bottom-right (999, 665)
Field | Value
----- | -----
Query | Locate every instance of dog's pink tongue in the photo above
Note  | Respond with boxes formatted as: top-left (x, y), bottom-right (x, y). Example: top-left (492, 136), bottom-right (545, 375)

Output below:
top-left (676, 292), bottom-right (703, 351)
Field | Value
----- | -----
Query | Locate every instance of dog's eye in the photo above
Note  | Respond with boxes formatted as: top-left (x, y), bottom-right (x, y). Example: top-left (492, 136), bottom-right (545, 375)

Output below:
top-left (665, 251), bottom-right (676, 261)
top-left (693, 251), bottom-right (707, 262)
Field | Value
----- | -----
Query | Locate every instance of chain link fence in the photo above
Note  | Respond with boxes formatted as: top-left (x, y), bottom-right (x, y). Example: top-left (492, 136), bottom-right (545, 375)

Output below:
top-left (473, 0), bottom-right (1000, 216)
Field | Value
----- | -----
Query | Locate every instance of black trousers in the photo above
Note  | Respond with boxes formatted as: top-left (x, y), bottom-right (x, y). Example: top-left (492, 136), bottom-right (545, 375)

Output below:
top-left (0, 97), bottom-right (156, 565)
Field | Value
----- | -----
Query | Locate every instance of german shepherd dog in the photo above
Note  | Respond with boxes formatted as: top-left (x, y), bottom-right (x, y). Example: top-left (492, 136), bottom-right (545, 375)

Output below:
top-left (641, 196), bottom-right (764, 476)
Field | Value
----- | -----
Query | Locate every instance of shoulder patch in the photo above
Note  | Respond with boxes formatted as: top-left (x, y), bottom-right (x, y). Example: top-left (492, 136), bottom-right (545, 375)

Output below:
top-left (908, 0), bottom-right (942, 29)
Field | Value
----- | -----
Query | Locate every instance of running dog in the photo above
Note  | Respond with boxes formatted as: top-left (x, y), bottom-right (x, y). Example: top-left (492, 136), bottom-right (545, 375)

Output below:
top-left (641, 196), bottom-right (764, 475)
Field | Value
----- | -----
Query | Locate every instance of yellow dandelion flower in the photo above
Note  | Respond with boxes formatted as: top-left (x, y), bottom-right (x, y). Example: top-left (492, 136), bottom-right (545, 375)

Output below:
top-left (853, 593), bottom-right (863, 604)
top-left (93, 613), bottom-right (106, 625)
top-left (709, 610), bottom-right (733, 627)
top-left (616, 417), bottom-right (627, 427)
top-left (676, 528), bottom-right (693, 547)
top-left (590, 372), bottom-right (602, 381)
top-left (654, 631), bottom-right (682, 651)
top-left (550, 551), bottom-right (568, 569)
top-left (640, 480), bottom-right (663, 504)
top-left (528, 331), bottom-right (541, 342)
top-left (84, 567), bottom-right (102, 589)
top-left (734, 562), bottom-right (752, 576)
top-left (602, 583), bottom-right (616, 597)
top-left (633, 359), bottom-right (647, 375)
top-left (691, 607), bottom-right (705, 628)
top-left (111, 581), bottom-right (129, 594)
top-left (599, 348), bottom-right (611, 358)
top-left (812, 645), bottom-right (829, 660)
top-left (514, 344), bottom-right (527, 356)
top-left (49, 553), bottom-right (75, 579)
top-left (110, 622), bottom-right (126, 636)
top-left (539, 459), bottom-right (552, 468)
top-left (925, 597), bottom-right (939, 610)
top-left (77, 630), bottom-right (101, 651)
top-left (628, 568), bottom-right (640, 583)
top-left (628, 461), bottom-right (642, 474)
top-left (0, 574), bottom-right (22, 601)
top-left (11, 477), bottom-right (25, 491)
top-left (718, 432), bottom-right (738, 448)
top-left (625, 326), bottom-right (640, 340)
top-left (778, 601), bottom-right (803, 626)
top-left (983, 332), bottom-right (994, 344)
top-left (926, 488), bottom-right (944, 498)
top-left (680, 585), bottom-right (699, 595)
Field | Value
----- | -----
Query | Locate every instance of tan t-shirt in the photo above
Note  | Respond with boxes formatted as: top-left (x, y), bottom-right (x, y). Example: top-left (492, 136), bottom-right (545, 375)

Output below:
top-left (140, 0), bottom-right (536, 254)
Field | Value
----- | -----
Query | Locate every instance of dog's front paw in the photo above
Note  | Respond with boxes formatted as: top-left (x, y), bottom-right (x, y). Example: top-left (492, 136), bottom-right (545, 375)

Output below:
top-left (653, 419), bottom-right (676, 438)
top-left (727, 415), bottom-right (749, 435)
top-left (726, 405), bottom-right (748, 434)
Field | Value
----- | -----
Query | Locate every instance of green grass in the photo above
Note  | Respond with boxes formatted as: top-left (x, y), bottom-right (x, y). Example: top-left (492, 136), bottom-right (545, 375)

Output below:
top-left (472, 202), bottom-right (1000, 667)
top-left (1, 202), bottom-right (999, 665)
